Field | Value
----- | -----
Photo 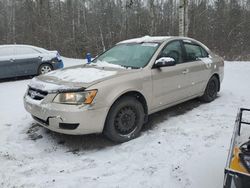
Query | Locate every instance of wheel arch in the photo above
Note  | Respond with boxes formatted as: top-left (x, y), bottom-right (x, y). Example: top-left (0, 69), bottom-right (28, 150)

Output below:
top-left (104, 90), bottom-right (149, 128)
top-left (212, 73), bottom-right (220, 91)
top-left (102, 90), bottom-right (149, 141)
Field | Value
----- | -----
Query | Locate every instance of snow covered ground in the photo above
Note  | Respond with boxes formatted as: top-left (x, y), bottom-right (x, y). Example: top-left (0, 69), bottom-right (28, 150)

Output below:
top-left (0, 59), bottom-right (250, 188)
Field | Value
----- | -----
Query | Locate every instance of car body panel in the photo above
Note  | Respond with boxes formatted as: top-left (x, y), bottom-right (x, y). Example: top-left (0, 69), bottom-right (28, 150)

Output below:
top-left (0, 47), bottom-right (17, 79)
top-left (15, 55), bottom-right (42, 76)
top-left (32, 65), bottom-right (141, 92)
top-left (151, 63), bottom-right (191, 110)
top-left (0, 44), bottom-right (63, 79)
top-left (0, 57), bottom-right (18, 79)
top-left (23, 36), bottom-right (224, 135)
top-left (24, 94), bottom-right (109, 134)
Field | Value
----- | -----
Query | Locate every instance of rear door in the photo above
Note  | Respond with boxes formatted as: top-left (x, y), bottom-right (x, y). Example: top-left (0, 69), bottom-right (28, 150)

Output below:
top-left (14, 46), bottom-right (42, 76)
top-left (151, 40), bottom-right (191, 109)
top-left (0, 46), bottom-right (16, 79)
top-left (181, 40), bottom-right (211, 96)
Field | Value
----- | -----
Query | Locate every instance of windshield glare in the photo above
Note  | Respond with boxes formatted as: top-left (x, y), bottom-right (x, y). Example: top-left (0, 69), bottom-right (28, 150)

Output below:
top-left (92, 43), bottom-right (160, 68)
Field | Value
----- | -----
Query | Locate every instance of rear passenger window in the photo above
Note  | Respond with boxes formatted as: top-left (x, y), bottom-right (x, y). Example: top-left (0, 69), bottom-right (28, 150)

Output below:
top-left (15, 47), bottom-right (39, 55)
top-left (184, 43), bottom-right (208, 62)
top-left (0, 47), bottom-right (14, 56)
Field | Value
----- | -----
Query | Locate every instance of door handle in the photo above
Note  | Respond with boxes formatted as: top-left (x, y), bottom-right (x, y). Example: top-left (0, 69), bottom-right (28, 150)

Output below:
top-left (182, 69), bottom-right (189, 74)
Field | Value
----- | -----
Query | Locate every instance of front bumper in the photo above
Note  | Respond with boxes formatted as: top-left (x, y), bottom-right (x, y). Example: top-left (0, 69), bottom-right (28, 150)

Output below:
top-left (52, 60), bottom-right (64, 70)
top-left (23, 94), bottom-right (109, 135)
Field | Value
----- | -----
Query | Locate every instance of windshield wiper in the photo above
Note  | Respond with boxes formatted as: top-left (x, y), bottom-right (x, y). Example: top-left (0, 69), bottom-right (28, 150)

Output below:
top-left (120, 65), bottom-right (140, 69)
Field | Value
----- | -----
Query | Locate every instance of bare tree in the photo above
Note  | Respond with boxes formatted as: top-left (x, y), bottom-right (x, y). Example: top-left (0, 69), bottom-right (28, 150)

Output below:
top-left (0, 0), bottom-right (249, 60)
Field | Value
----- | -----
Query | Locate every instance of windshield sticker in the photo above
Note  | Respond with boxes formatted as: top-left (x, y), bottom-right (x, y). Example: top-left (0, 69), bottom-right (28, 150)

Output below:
top-left (141, 43), bottom-right (158, 47)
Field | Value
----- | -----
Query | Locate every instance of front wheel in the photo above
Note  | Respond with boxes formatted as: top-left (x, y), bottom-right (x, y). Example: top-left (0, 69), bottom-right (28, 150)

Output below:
top-left (200, 76), bottom-right (219, 102)
top-left (104, 96), bottom-right (145, 143)
top-left (38, 64), bottom-right (53, 75)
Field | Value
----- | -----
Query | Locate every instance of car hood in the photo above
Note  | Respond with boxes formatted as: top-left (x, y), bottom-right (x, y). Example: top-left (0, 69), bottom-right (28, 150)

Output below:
top-left (29, 64), bottom-right (138, 93)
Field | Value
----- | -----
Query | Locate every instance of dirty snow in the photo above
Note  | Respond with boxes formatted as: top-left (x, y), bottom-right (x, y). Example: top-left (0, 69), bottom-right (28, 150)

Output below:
top-left (0, 58), bottom-right (250, 188)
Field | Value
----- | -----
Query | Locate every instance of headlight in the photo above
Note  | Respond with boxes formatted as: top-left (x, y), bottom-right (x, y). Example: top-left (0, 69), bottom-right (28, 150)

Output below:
top-left (53, 90), bottom-right (97, 105)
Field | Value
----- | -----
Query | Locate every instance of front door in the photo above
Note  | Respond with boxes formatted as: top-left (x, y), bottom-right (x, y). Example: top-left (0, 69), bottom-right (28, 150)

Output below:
top-left (151, 40), bottom-right (191, 109)
top-left (0, 46), bottom-right (17, 79)
top-left (14, 46), bottom-right (42, 76)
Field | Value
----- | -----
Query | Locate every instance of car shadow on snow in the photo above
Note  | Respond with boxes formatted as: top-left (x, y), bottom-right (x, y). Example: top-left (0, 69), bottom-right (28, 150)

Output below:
top-left (143, 98), bottom-right (203, 132)
top-left (27, 97), bottom-right (210, 153)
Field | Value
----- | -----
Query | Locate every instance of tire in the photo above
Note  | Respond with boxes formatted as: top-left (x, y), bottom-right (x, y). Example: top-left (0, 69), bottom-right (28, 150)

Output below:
top-left (38, 64), bottom-right (53, 75)
top-left (104, 96), bottom-right (145, 143)
top-left (200, 76), bottom-right (219, 102)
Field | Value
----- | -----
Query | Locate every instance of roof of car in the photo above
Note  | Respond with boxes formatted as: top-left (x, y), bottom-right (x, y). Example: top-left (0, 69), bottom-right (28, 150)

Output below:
top-left (0, 44), bottom-right (48, 53)
top-left (117, 36), bottom-right (190, 44)
top-left (118, 36), bottom-right (206, 44)
top-left (117, 36), bottom-right (211, 51)
top-left (118, 36), bottom-right (171, 44)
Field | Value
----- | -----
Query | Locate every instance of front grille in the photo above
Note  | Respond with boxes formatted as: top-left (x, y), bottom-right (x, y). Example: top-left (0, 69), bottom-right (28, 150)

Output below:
top-left (27, 87), bottom-right (48, 100)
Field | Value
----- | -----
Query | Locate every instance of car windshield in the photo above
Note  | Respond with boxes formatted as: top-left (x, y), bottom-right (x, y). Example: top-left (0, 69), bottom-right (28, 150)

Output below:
top-left (92, 42), bottom-right (160, 68)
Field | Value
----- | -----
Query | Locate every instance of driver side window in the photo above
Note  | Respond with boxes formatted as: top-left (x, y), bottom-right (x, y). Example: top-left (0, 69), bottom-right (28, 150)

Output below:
top-left (160, 41), bottom-right (183, 64)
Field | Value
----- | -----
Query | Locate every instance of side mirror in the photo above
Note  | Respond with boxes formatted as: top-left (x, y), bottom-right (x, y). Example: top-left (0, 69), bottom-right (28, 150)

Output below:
top-left (154, 57), bottom-right (176, 68)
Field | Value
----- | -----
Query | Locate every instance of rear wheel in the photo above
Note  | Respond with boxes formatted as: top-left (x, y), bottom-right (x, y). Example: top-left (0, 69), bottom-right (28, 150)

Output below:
top-left (200, 76), bottom-right (219, 102)
top-left (104, 96), bottom-right (145, 143)
top-left (38, 64), bottom-right (53, 75)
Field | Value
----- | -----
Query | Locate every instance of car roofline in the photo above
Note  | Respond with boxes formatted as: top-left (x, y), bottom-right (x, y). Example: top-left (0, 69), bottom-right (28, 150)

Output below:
top-left (0, 44), bottom-right (49, 53)
top-left (117, 36), bottom-right (209, 47)
top-left (117, 36), bottom-right (173, 44)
